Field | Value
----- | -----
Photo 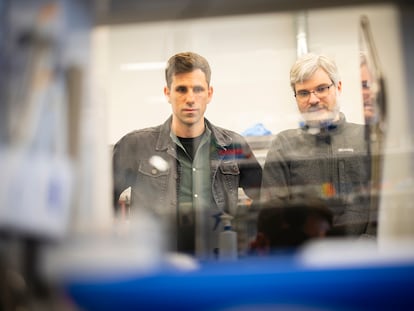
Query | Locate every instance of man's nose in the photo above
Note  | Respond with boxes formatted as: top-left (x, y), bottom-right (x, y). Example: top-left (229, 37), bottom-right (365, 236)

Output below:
top-left (186, 89), bottom-right (195, 102)
top-left (309, 91), bottom-right (320, 104)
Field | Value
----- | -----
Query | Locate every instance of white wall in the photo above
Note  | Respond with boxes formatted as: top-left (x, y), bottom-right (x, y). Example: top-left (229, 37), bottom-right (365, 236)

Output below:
top-left (93, 4), bottom-right (401, 145)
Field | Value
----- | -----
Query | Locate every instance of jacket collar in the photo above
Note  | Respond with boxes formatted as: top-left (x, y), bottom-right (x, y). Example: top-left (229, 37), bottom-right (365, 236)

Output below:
top-left (204, 118), bottom-right (233, 149)
top-left (156, 116), bottom-right (233, 151)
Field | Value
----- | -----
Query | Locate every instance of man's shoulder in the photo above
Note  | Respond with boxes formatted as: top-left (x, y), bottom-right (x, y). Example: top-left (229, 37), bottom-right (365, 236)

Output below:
top-left (277, 127), bottom-right (301, 135)
top-left (342, 121), bottom-right (366, 135)
top-left (116, 124), bottom-right (163, 144)
top-left (208, 120), bottom-right (257, 139)
top-left (273, 128), bottom-right (302, 140)
top-left (206, 120), bottom-right (245, 143)
top-left (215, 125), bottom-right (244, 138)
top-left (129, 124), bottom-right (162, 135)
top-left (266, 128), bottom-right (306, 150)
top-left (344, 121), bottom-right (365, 128)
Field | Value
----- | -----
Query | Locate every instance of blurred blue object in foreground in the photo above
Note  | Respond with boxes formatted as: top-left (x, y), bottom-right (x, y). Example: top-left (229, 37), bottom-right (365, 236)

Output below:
top-left (241, 123), bottom-right (272, 136)
top-left (64, 252), bottom-right (414, 311)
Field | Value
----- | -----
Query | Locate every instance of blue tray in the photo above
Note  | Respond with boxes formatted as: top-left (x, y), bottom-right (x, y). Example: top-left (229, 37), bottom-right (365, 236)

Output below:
top-left (64, 256), bottom-right (414, 311)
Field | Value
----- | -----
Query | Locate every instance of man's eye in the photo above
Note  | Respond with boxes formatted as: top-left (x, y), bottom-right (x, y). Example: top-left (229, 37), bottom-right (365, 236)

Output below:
top-left (316, 86), bottom-right (327, 93)
top-left (193, 86), bottom-right (205, 93)
top-left (362, 81), bottom-right (370, 89)
top-left (176, 86), bottom-right (187, 93)
top-left (297, 91), bottom-right (310, 97)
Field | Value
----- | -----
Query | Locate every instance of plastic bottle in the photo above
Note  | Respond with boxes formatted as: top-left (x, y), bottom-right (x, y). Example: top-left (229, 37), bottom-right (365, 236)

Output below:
top-left (218, 214), bottom-right (238, 261)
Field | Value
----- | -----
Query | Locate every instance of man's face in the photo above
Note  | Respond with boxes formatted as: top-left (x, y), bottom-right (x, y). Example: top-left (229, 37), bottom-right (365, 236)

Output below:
top-left (164, 69), bottom-right (213, 133)
top-left (294, 68), bottom-right (341, 126)
top-left (360, 63), bottom-right (376, 124)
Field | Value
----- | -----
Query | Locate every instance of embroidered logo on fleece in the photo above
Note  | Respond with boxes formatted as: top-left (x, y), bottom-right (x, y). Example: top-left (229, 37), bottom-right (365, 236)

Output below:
top-left (322, 182), bottom-right (336, 197)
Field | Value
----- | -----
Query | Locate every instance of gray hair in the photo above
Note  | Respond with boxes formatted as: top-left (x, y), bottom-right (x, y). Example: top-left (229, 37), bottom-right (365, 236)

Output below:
top-left (360, 51), bottom-right (368, 67)
top-left (290, 53), bottom-right (340, 92)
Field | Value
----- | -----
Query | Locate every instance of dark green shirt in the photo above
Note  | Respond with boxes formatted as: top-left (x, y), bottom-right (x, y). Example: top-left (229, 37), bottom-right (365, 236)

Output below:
top-left (172, 127), bottom-right (212, 255)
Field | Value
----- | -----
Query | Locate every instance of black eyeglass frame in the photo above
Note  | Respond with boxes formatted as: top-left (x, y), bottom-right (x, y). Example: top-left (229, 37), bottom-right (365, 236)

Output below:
top-left (294, 83), bottom-right (335, 100)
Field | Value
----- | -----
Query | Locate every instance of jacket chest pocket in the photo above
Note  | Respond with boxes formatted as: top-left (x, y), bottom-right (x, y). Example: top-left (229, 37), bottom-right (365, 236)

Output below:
top-left (138, 160), bottom-right (170, 177)
top-left (219, 162), bottom-right (240, 187)
top-left (220, 162), bottom-right (240, 175)
top-left (137, 160), bottom-right (170, 191)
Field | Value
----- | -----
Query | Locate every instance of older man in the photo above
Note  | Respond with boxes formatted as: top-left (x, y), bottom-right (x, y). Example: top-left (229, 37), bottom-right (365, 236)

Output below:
top-left (261, 53), bottom-right (371, 236)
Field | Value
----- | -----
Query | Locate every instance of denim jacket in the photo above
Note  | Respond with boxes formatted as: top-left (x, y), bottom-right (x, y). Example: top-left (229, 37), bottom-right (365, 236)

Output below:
top-left (113, 116), bottom-right (262, 255)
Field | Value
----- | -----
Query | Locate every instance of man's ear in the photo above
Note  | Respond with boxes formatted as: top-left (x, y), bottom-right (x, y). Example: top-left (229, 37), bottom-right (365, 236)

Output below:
top-left (208, 85), bottom-right (214, 101)
top-left (164, 86), bottom-right (170, 103)
top-left (337, 80), bottom-right (342, 93)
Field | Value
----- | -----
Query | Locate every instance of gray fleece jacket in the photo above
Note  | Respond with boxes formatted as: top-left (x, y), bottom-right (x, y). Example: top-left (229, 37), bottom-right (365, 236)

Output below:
top-left (261, 113), bottom-right (371, 236)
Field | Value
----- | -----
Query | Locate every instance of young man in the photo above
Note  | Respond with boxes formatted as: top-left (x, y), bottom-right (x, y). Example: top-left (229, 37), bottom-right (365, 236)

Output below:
top-left (113, 52), bottom-right (262, 259)
top-left (261, 53), bottom-right (372, 236)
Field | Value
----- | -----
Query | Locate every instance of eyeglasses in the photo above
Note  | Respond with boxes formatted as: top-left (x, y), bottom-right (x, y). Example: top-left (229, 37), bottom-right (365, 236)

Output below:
top-left (361, 80), bottom-right (371, 90)
top-left (294, 83), bottom-right (334, 101)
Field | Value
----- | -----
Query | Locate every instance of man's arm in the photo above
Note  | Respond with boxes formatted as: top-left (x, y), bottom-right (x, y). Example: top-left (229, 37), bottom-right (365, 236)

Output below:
top-left (112, 135), bottom-right (136, 211)
top-left (238, 139), bottom-right (262, 201)
top-left (261, 136), bottom-right (291, 202)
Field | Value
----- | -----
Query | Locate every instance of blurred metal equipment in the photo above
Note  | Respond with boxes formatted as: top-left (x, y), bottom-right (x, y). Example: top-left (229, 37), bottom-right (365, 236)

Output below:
top-left (0, 0), bottom-right (93, 309)
top-left (376, 2), bottom-right (414, 244)
top-left (295, 11), bottom-right (309, 57)
top-left (359, 15), bottom-right (387, 236)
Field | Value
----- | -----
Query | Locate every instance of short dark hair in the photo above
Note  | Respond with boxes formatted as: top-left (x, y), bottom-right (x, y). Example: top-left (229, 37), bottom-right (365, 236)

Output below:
top-left (165, 52), bottom-right (211, 88)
